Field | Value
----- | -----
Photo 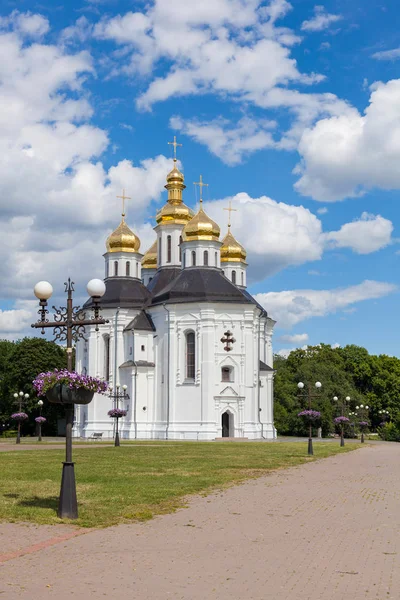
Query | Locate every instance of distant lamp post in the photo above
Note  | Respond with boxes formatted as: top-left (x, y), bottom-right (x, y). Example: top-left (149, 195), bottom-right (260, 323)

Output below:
top-left (12, 391), bottom-right (29, 444)
top-left (36, 400), bottom-right (45, 442)
top-left (108, 384), bottom-right (129, 447)
top-left (333, 395), bottom-right (350, 447)
top-left (297, 381), bottom-right (322, 456)
top-left (378, 409), bottom-right (390, 423)
top-left (31, 277), bottom-right (108, 520)
top-left (357, 404), bottom-right (369, 443)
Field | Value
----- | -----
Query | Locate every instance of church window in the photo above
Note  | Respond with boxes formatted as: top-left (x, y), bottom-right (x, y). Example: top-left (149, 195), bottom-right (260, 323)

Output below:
top-left (158, 238), bottom-right (162, 264)
top-left (186, 331), bottom-right (195, 380)
top-left (126, 261), bottom-right (130, 277)
top-left (141, 345), bottom-right (145, 351)
top-left (192, 251), bottom-right (196, 266)
top-left (179, 236), bottom-right (183, 262)
top-left (114, 261), bottom-right (118, 276)
top-left (104, 335), bottom-right (110, 381)
top-left (204, 250), bottom-right (208, 266)
top-left (136, 262), bottom-right (139, 277)
top-left (222, 366), bottom-right (233, 382)
top-left (215, 251), bottom-right (218, 266)
top-left (106, 262), bottom-right (109, 278)
top-left (183, 252), bottom-right (186, 268)
top-left (167, 235), bottom-right (172, 263)
top-left (241, 272), bottom-right (244, 286)
top-left (232, 270), bottom-right (236, 284)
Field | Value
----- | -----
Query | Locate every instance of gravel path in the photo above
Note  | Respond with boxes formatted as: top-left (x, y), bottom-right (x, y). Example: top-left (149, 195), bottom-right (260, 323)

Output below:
top-left (1, 443), bottom-right (399, 599)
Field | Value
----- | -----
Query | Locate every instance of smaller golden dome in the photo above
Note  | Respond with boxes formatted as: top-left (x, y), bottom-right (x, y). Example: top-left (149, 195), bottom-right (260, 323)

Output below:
top-left (166, 159), bottom-right (184, 185)
top-left (156, 202), bottom-right (194, 226)
top-left (106, 217), bottom-right (140, 253)
top-left (141, 240), bottom-right (157, 269)
top-left (220, 228), bottom-right (246, 263)
top-left (182, 205), bottom-right (220, 242)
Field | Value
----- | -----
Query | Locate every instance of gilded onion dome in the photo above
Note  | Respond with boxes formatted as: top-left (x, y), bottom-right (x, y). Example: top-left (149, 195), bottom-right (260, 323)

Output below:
top-left (182, 204), bottom-right (220, 242)
top-left (156, 159), bottom-right (194, 226)
top-left (141, 240), bottom-right (157, 269)
top-left (220, 227), bottom-right (246, 263)
top-left (106, 217), bottom-right (141, 253)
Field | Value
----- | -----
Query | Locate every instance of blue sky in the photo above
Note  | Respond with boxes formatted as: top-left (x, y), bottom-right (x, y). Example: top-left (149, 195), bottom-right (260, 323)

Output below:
top-left (0, 0), bottom-right (399, 357)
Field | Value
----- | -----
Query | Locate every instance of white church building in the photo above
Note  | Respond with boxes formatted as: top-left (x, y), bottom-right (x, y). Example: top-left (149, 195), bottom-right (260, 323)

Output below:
top-left (73, 149), bottom-right (276, 440)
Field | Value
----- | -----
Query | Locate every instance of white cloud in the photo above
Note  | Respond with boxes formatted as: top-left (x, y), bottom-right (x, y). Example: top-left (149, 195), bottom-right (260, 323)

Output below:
top-left (325, 212), bottom-right (393, 254)
top-left (170, 115), bottom-right (276, 165)
top-left (0, 11), bottom-right (50, 38)
top-left (255, 280), bottom-right (397, 328)
top-left (294, 79), bottom-right (400, 201)
top-left (317, 207), bottom-right (328, 214)
top-left (301, 6), bottom-right (342, 32)
top-left (278, 333), bottom-right (309, 343)
top-left (372, 48), bottom-right (400, 61)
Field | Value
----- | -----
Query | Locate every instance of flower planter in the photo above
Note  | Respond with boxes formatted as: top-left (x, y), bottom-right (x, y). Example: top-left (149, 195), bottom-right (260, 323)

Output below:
top-left (46, 384), bottom-right (94, 405)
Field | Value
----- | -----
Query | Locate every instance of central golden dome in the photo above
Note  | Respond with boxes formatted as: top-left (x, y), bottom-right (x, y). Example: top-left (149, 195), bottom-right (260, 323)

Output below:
top-left (156, 158), bottom-right (194, 225)
top-left (182, 205), bottom-right (220, 242)
top-left (220, 228), bottom-right (246, 263)
top-left (106, 217), bottom-right (141, 253)
top-left (141, 240), bottom-right (157, 269)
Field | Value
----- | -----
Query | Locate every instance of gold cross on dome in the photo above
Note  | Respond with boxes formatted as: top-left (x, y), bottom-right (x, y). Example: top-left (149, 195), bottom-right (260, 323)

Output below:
top-left (193, 175), bottom-right (208, 204)
top-left (117, 189), bottom-right (131, 217)
top-left (168, 136), bottom-right (182, 160)
top-left (223, 200), bottom-right (237, 228)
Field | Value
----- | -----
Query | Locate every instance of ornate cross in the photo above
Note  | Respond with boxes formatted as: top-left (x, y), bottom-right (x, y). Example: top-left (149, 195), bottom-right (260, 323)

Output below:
top-left (221, 330), bottom-right (236, 352)
top-left (168, 135), bottom-right (182, 160)
top-left (223, 200), bottom-right (237, 228)
top-left (194, 175), bottom-right (208, 204)
top-left (117, 189), bottom-right (131, 218)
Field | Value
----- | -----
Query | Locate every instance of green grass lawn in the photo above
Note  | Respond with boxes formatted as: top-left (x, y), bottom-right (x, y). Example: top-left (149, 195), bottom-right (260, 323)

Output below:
top-left (0, 442), bottom-right (357, 528)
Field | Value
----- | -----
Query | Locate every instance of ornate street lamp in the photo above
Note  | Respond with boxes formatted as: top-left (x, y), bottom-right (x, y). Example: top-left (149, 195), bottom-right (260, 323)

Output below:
top-left (357, 404), bottom-right (370, 443)
top-left (333, 395), bottom-right (350, 447)
top-left (108, 384), bottom-right (129, 447)
top-left (31, 278), bottom-right (108, 519)
top-left (297, 381), bottom-right (322, 456)
top-left (12, 391), bottom-right (30, 444)
top-left (36, 399), bottom-right (45, 442)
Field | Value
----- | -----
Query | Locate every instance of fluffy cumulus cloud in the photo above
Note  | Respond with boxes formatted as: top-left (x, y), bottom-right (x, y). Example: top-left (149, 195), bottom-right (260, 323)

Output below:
top-left (255, 280), bottom-right (397, 328)
top-left (301, 6), bottom-right (342, 32)
top-left (325, 213), bottom-right (393, 254)
top-left (294, 79), bottom-right (400, 201)
top-left (278, 333), bottom-right (309, 344)
top-left (372, 48), bottom-right (400, 61)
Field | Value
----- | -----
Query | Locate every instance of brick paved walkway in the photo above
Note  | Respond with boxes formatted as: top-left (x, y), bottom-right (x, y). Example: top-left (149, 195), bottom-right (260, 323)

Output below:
top-left (1, 443), bottom-right (399, 599)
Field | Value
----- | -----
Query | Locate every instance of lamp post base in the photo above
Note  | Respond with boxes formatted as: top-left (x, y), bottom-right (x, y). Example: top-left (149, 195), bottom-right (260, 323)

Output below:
top-left (58, 462), bottom-right (78, 519)
top-left (115, 432), bottom-right (120, 447)
top-left (340, 435), bottom-right (345, 447)
top-left (308, 438), bottom-right (313, 456)
top-left (361, 432), bottom-right (364, 443)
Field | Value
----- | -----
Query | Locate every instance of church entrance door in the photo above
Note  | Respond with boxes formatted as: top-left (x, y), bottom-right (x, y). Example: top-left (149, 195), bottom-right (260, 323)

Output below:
top-left (222, 412), bottom-right (231, 437)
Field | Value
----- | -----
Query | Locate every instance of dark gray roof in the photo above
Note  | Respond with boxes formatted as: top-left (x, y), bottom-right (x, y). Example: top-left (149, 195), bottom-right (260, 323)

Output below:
top-left (260, 360), bottom-right (274, 372)
top-left (241, 289), bottom-right (268, 318)
top-left (125, 311), bottom-right (156, 332)
top-left (120, 360), bottom-right (155, 368)
top-left (83, 277), bottom-right (151, 310)
top-left (146, 267), bottom-right (182, 296)
top-left (151, 268), bottom-right (256, 306)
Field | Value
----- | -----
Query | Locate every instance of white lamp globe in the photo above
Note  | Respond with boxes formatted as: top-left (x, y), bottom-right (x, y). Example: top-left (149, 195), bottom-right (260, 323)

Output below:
top-left (346, 396), bottom-right (351, 402)
top-left (360, 404), bottom-right (364, 408)
top-left (34, 281), bottom-right (53, 301)
top-left (116, 383), bottom-right (120, 389)
top-left (24, 393), bottom-right (29, 399)
top-left (122, 385), bottom-right (127, 390)
top-left (19, 391), bottom-right (24, 397)
top-left (315, 381), bottom-right (322, 389)
top-left (365, 405), bottom-right (369, 410)
top-left (333, 396), bottom-right (338, 402)
top-left (87, 279), bottom-right (106, 298)
top-left (356, 406), bottom-right (359, 410)
top-left (38, 400), bottom-right (44, 406)
top-left (13, 393), bottom-right (18, 399)
top-left (297, 382), bottom-right (304, 389)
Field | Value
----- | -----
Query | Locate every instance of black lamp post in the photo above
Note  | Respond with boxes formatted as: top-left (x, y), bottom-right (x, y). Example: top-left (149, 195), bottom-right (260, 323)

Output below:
top-left (13, 391), bottom-right (29, 444)
top-left (37, 399), bottom-right (44, 441)
top-left (31, 278), bottom-right (108, 519)
top-left (108, 384), bottom-right (129, 447)
top-left (357, 404), bottom-right (370, 443)
top-left (297, 381), bottom-right (322, 456)
top-left (333, 395), bottom-right (350, 447)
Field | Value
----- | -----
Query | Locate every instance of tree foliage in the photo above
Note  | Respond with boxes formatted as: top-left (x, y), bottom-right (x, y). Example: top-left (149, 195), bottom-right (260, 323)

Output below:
top-left (274, 344), bottom-right (400, 437)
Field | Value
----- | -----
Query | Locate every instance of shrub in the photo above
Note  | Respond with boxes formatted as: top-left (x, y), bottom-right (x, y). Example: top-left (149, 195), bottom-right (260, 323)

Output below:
top-left (377, 422), bottom-right (400, 442)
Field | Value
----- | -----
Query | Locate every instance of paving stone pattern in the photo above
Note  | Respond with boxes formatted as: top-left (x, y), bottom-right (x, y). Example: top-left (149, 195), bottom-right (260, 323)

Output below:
top-left (1, 443), bottom-right (399, 599)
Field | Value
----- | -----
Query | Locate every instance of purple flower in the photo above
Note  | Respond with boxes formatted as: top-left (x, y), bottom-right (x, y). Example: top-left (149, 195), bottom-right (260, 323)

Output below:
top-left (35, 416), bottom-right (47, 424)
top-left (359, 421), bottom-right (369, 427)
top-left (298, 410), bottom-right (321, 420)
top-left (33, 369), bottom-right (109, 397)
top-left (11, 412), bottom-right (28, 421)
top-left (108, 409), bottom-right (127, 418)
top-left (334, 416), bottom-right (350, 424)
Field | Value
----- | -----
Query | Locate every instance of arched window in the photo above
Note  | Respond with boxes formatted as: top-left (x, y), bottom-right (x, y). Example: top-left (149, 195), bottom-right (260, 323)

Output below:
top-left (192, 251), bottom-right (196, 266)
top-left (104, 335), bottom-right (110, 381)
top-left (204, 250), bottom-right (208, 266)
top-left (241, 271), bottom-right (244, 286)
top-left (186, 332), bottom-right (195, 380)
top-left (179, 235), bottom-right (183, 262)
top-left (222, 366), bottom-right (233, 382)
top-left (232, 270), bottom-right (236, 284)
top-left (215, 251), bottom-right (218, 266)
top-left (136, 262), bottom-right (139, 277)
top-left (126, 261), bottom-right (130, 277)
top-left (114, 261), bottom-right (118, 276)
top-left (167, 235), bottom-right (172, 263)
top-left (158, 238), bottom-right (162, 264)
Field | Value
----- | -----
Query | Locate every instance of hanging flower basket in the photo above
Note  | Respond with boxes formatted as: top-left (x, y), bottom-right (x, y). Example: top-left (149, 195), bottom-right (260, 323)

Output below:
top-left (11, 412), bottom-right (28, 422)
top-left (33, 370), bottom-right (108, 405)
top-left (359, 421), bottom-right (369, 429)
top-left (35, 416), bottom-right (47, 424)
top-left (334, 416), bottom-right (350, 425)
top-left (298, 410), bottom-right (321, 421)
top-left (108, 409), bottom-right (127, 419)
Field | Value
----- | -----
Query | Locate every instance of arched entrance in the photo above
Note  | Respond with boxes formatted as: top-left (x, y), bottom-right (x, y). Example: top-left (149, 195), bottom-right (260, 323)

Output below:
top-left (222, 411), bottom-right (234, 437)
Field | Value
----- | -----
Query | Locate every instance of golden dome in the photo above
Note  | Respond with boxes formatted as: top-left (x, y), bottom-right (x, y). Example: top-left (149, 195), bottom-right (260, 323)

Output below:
top-left (156, 202), bottom-right (194, 226)
top-left (166, 161), bottom-right (184, 185)
top-left (220, 228), bottom-right (246, 263)
top-left (141, 240), bottom-right (157, 269)
top-left (182, 205), bottom-right (220, 242)
top-left (106, 217), bottom-right (141, 253)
